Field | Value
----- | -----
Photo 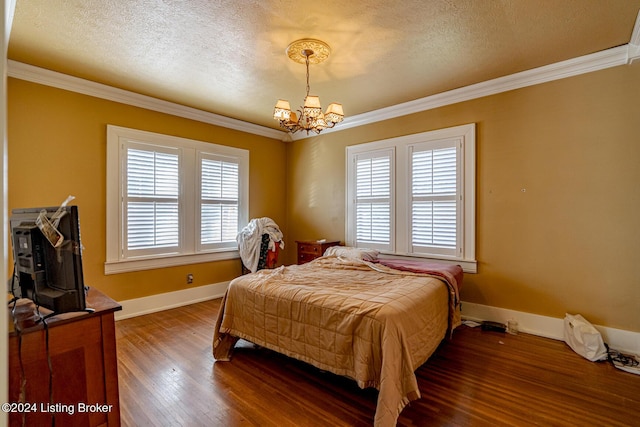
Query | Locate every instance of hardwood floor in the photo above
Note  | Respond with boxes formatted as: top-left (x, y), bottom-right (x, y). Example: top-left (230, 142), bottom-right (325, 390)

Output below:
top-left (115, 299), bottom-right (640, 426)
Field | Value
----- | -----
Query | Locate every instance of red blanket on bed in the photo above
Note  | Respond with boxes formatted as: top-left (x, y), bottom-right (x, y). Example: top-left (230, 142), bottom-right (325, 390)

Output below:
top-left (374, 258), bottom-right (463, 303)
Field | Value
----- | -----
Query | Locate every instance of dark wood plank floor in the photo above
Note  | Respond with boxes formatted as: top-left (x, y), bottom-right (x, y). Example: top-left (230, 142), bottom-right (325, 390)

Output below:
top-left (115, 298), bottom-right (640, 426)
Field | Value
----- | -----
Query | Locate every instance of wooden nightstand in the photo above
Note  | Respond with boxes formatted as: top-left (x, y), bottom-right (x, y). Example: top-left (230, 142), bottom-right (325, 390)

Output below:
top-left (296, 240), bottom-right (341, 264)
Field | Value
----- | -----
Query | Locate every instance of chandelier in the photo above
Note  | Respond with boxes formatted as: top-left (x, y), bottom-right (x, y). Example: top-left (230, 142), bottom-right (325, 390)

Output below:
top-left (273, 39), bottom-right (344, 135)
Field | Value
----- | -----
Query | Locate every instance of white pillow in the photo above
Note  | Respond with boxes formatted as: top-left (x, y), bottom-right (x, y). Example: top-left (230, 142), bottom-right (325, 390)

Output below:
top-left (323, 246), bottom-right (379, 261)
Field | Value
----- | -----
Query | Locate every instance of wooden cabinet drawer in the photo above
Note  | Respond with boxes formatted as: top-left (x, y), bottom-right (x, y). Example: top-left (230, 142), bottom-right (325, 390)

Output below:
top-left (295, 240), bottom-right (341, 265)
top-left (298, 252), bottom-right (318, 263)
top-left (298, 243), bottom-right (322, 255)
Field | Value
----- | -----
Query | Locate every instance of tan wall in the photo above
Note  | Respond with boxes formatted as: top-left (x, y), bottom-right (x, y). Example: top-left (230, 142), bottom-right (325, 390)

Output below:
top-left (285, 63), bottom-right (640, 332)
top-left (8, 78), bottom-right (287, 302)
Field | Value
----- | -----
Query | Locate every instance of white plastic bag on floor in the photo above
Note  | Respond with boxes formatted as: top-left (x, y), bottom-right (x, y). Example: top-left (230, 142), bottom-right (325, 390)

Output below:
top-left (563, 313), bottom-right (607, 362)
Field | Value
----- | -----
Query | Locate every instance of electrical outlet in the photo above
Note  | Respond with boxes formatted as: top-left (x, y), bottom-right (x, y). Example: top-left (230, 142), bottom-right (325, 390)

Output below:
top-left (187, 273), bottom-right (194, 284)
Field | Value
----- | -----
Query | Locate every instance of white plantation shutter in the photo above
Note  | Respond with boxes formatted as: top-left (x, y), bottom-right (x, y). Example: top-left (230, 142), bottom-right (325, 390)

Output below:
top-left (410, 143), bottom-right (459, 256)
top-left (200, 156), bottom-right (240, 249)
top-left (125, 145), bottom-right (180, 256)
top-left (107, 126), bottom-right (249, 273)
top-left (353, 150), bottom-right (393, 251)
top-left (346, 124), bottom-right (475, 268)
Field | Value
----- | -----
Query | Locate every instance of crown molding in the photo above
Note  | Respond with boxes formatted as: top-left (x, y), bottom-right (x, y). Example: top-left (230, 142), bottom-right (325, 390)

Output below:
top-left (630, 10), bottom-right (640, 47)
top-left (296, 11), bottom-right (639, 138)
top-left (7, 60), bottom-right (285, 140)
top-left (629, 43), bottom-right (640, 64)
top-left (292, 44), bottom-right (630, 140)
top-left (628, 11), bottom-right (640, 64)
top-left (8, 42), bottom-right (632, 143)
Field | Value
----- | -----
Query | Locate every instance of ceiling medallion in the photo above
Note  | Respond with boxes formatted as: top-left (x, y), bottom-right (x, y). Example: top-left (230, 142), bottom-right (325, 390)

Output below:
top-left (286, 39), bottom-right (331, 64)
top-left (273, 38), bottom-right (344, 135)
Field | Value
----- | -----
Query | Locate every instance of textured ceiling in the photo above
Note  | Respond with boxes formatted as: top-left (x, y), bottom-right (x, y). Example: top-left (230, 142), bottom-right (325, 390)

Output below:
top-left (8, 0), bottom-right (640, 131)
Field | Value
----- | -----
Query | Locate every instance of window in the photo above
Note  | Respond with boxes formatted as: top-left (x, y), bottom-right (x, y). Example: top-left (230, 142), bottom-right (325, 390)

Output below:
top-left (106, 125), bottom-right (249, 274)
top-left (346, 124), bottom-right (476, 272)
top-left (409, 141), bottom-right (459, 257)
top-left (353, 149), bottom-right (394, 251)
top-left (124, 144), bottom-right (180, 258)
top-left (198, 153), bottom-right (240, 251)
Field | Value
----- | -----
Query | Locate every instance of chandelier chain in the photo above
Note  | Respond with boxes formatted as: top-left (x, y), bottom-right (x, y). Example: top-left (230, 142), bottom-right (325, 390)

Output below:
top-left (305, 55), bottom-right (311, 97)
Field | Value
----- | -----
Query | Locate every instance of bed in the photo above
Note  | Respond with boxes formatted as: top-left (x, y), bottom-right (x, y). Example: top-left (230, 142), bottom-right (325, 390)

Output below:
top-left (212, 252), bottom-right (462, 426)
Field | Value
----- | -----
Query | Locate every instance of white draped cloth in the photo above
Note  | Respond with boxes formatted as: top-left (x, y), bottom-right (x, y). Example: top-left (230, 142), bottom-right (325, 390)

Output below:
top-left (236, 217), bottom-right (284, 273)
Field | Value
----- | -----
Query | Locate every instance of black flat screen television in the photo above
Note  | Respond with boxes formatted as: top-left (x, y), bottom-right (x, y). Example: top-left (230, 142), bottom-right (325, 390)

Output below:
top-left (10, 205), bottom-right (88, 314)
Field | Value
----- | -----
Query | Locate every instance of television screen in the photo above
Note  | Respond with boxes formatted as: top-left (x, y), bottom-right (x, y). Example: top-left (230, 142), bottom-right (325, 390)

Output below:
top-left (10, 205), bottom-right (88, 314)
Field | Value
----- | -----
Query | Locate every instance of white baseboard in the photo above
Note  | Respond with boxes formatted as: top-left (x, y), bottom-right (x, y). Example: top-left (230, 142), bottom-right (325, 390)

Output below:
top-left (461, 301), bottom-right (640, 355)
top-left (114, 281), bottom-right (229, 321)
top-left (113, 286), bottom-right (639, 355)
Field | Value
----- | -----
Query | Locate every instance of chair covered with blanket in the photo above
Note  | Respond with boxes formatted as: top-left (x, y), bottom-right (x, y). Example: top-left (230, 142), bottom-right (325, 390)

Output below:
top-left (237, 217), bottom-right (284, 275)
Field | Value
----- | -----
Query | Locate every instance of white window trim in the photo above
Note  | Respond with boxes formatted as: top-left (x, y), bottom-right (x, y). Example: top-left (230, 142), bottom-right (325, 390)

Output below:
top-left (346, 123), bottom-right (476, 273)
top-left (105, 125), bottom-right (249, 274)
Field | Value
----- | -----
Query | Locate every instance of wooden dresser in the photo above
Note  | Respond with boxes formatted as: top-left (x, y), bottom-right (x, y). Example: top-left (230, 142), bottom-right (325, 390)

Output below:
top-left (296, 240), bottom-right (341, 264)
top-left (8, 288), bottom-right (122, 427)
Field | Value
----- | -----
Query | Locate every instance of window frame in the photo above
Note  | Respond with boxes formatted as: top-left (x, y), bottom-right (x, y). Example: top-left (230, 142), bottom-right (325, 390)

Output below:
top-left (346, 123), bottom-right (476, 272)
top-left (105, 125), bottom-right (249, 274)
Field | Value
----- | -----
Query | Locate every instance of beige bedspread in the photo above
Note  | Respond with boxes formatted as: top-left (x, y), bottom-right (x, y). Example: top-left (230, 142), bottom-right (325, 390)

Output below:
top-left (213, 256), bottom-right (460, 426)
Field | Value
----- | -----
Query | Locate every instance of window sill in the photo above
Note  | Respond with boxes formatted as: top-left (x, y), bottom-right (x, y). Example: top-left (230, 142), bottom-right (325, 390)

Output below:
top-left (378, 253), bottom-right (477, 273)
top-left (104, 250), bottom-right (239, 275)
